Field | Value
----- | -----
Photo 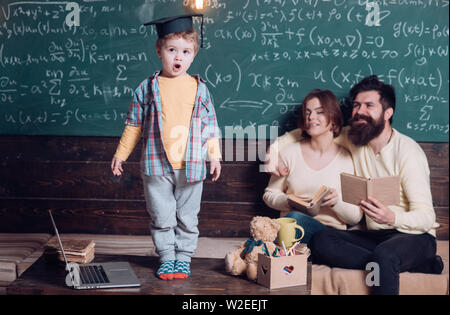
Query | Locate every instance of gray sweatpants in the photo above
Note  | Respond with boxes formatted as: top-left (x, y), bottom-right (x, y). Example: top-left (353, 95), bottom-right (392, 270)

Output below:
top-left (141, 170), bottom-right (203, 263)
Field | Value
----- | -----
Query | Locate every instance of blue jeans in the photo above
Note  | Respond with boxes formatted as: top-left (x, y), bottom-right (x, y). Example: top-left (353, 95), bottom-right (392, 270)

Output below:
top-left (284, 211), bottom-right (328, 246)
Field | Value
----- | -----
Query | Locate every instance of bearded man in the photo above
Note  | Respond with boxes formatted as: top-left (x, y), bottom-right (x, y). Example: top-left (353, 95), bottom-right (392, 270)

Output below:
top-left (265, 75), bottom-right (443, 295)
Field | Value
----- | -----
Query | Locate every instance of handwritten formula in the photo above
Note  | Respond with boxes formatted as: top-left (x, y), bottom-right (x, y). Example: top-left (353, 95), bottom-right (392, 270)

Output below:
top-left (0, 0), bottom-right (448, 140)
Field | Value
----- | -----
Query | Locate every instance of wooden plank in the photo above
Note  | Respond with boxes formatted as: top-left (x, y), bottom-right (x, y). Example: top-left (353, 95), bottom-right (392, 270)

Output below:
top-left (0, 198), bottom-right (446, 239)
top-left (436, 207), bottom-right (449, 240)
top-left (1, 159), bottom-right (446, 206)
top-left (0, 135), bottom-right (446, 167)
top-left (0, 161), bottom-right (272, 202)
top-left (0, 136), bottom-right (267, 164)
top-left (0, 135), bottom-right (448, 240)
top-left (0, 135), bottom-right (125, 162)
top-left (0, 199), bottom-right (276, 236)
top-left (7, 255), bottom-right (312, 295)
top-left (0, 199), bottom-right (149, 234)
top-left (430, 173), bottom-right (449, 206)
top-left (419, 142), bottom-right (449, 169)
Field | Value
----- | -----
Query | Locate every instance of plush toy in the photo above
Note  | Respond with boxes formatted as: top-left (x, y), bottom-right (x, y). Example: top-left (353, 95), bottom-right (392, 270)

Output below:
top-left (225, 216), bottom-right (280, 281)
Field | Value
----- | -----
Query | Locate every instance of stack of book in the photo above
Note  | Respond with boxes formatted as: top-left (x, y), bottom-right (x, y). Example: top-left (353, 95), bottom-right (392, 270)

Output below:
top-left (44, 237), bottom-right (95, 263)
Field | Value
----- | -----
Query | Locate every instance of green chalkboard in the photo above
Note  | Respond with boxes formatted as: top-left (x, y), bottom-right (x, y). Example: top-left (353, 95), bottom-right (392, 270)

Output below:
top-left (0, 0), bottom-right (448, 141)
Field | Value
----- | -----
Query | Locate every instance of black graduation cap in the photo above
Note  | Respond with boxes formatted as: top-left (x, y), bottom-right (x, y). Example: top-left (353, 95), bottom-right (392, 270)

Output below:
top-left (143, 14), bottom-right (204, 47)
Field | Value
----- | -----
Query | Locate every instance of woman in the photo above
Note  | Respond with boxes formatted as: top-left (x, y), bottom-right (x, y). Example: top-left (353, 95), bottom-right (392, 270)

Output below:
top-left (263, 89), bottom-right (362, 245)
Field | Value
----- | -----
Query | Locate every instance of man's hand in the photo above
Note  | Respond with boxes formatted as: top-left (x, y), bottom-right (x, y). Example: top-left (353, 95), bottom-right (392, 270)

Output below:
top-left (210, 159), bottom-right (221, 182)
top-left (360, 196), bottom-right (395, 226)
top-left (321, 188), bottom-right (339, 208)
top-left (111, 157), bottom-right (124, 176)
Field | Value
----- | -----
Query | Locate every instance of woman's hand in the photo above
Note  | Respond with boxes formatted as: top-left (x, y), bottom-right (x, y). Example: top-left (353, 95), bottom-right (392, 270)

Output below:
top-left (321, 188), bottom-right (338, 208)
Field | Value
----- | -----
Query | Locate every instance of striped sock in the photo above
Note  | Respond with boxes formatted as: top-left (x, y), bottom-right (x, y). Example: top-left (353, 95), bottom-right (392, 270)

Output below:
top-left (156, 260), bottom-right (175, 280)
top-left (173, 260), bottom-right (191, 279)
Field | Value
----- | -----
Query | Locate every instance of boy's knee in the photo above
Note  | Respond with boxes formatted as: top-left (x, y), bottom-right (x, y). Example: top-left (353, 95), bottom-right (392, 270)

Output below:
top-left (151, 213), bottom-right (177, 230)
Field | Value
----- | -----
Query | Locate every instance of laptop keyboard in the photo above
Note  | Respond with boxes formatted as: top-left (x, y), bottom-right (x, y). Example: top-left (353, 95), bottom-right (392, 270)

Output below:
top-left (79, 265), bottom-right (110, 284)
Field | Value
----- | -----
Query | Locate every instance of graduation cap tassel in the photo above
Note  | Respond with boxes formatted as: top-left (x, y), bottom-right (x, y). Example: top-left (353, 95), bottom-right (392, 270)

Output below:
top-left (200, 15), bottom-right (204, 48)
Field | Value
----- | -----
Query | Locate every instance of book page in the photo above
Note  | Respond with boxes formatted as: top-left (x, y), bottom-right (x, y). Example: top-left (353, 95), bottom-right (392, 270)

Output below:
top-left (341, 173), bottom-right (368, 205)
top-left (308, 186), bottom-right (330, 216)
top-left (368, 176), bottom-right (400, 205)
top-left (311, 186), bottom-right (329, 205)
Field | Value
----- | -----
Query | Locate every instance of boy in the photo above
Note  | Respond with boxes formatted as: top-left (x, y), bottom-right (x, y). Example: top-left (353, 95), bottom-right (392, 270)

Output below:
top-left (111, 14), bottom-right (222, 280)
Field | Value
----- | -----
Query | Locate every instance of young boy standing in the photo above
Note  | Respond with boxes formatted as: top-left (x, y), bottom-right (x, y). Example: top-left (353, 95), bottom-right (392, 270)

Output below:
top-left (111, 14), bottom-right (222, 281)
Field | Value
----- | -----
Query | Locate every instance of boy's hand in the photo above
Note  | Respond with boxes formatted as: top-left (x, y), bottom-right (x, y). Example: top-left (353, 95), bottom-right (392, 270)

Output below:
top-left (210, 159), bottom-right (221, 182)
top-left (111, 157), bottom-right (124, 176)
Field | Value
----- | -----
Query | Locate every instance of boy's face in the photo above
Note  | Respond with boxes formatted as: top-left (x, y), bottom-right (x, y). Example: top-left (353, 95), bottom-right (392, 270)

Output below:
top-left (156, 36), bottom-right (196, 78)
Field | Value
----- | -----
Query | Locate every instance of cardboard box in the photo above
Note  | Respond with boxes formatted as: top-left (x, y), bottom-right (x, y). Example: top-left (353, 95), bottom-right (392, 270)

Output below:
top-left (257, 252), bottom-right (308, 289)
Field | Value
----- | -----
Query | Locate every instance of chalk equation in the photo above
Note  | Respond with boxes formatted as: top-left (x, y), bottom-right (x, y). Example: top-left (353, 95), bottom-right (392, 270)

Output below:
top-left (0, 0), bottom-right (448, 141)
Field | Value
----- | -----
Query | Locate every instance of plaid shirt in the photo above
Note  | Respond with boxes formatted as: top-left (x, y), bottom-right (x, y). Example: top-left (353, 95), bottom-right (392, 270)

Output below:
top-left (125, 71), bottom-right (220, 182)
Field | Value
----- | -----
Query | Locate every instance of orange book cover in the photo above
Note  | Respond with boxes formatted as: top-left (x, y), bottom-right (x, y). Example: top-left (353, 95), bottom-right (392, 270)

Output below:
top-left (287, 185), bottom-right (329, 215)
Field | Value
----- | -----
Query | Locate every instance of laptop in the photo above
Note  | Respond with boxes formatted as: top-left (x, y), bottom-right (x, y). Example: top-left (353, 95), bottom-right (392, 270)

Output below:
top-left (48, 210), bottom-right (141, 290)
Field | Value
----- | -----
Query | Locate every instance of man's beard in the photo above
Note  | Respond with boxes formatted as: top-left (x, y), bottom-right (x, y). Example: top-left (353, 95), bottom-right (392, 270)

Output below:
top-left (348, 113), bottom-right (385, 146)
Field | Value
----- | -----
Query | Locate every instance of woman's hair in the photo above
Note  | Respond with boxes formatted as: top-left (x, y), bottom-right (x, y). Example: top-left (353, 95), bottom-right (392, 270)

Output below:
top-left (298, 89), bottom-right (343, 138)
top-left (155, 29), bottom-right (199, 54)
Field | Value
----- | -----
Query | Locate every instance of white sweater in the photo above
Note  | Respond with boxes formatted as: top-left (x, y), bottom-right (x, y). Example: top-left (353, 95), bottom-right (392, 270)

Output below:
top-left (263, 142), bottom-right (363, 230)
top-left (270, 127), bottom-right (439, 236)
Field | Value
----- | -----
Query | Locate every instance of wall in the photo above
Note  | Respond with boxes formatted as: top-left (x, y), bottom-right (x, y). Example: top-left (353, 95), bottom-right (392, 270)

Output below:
top-left (0, 0), bottom-right (448, 140)
top-left (0, 136), bottom-right (448, 239)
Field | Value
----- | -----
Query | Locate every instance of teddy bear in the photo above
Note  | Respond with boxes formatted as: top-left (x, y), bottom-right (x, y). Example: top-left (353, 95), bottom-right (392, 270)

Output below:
top-left (225, 216), bottom-right (280, 281)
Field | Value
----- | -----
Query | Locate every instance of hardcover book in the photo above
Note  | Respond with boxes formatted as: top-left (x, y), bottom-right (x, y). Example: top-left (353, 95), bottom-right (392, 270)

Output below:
top-left (44, 237), bottom-right (95, 263)
top-left (287, 185), bottom-right (330, 215)
top-left (340, 172), bottom-right (400, 206)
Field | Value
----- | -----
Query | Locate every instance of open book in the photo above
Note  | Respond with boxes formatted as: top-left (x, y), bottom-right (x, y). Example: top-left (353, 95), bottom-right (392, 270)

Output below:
top-left (287, 185), bottom-right (330, 215)
top-left (340, 172), bottom-right (400, 206)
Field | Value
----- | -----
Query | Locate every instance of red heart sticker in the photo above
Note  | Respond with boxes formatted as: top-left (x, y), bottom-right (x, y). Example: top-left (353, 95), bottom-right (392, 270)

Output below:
top-left (283, 265), bottom-right (294, 274)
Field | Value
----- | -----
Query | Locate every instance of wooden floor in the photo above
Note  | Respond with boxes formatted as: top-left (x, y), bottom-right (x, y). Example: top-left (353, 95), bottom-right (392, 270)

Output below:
top-left (7, 254), bottom-right (311, 295)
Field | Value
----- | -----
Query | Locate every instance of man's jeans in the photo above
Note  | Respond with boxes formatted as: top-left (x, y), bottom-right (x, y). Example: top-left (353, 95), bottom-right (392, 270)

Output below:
top-left (309, 228), bottom-right (437, 295)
